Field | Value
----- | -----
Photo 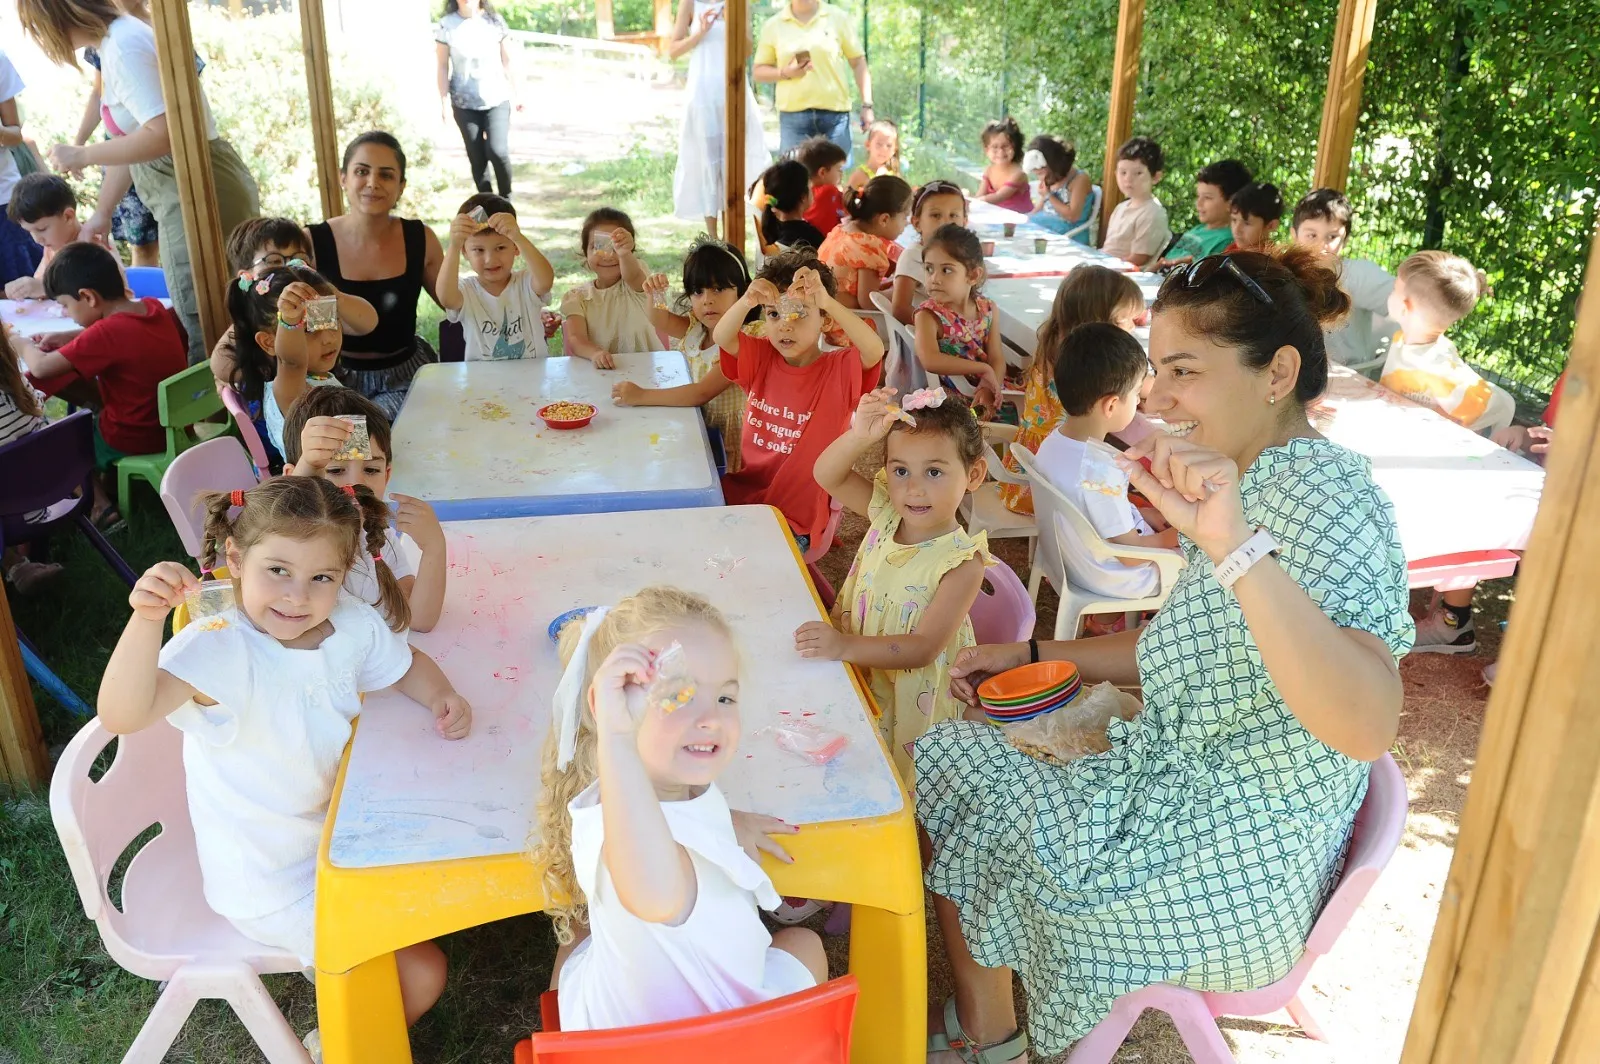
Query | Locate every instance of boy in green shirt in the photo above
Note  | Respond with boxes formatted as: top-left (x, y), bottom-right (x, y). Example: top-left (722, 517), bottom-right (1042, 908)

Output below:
top-left (1158, 159), bottom-right (1252, 268)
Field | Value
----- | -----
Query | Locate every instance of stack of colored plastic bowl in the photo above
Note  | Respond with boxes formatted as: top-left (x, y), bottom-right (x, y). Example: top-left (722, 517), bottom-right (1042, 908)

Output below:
top-left (976, 661), bottom-right (1082, 724)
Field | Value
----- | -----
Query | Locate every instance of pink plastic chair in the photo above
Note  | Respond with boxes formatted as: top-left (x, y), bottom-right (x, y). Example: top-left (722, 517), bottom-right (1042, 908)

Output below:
top-left (159, 436), bottom-right (259, 563)
top-left (220, 384), bottom-right (273, 478)
top-left (1065, 753), bottom-right (1408, 1064)
top-left (802, 498), bottom-right (845, 565)
top-left (968, 559), bottom-right (1036, 645)
top-left (49, 719), bottom-right (312, 1063)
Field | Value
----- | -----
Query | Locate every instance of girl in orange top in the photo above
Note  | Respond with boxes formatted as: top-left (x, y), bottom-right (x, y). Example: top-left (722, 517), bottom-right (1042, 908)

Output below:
top-left (816, 174), bottom-right (911, 309)
top-left (1000, 265), bottom-right (1144, 515)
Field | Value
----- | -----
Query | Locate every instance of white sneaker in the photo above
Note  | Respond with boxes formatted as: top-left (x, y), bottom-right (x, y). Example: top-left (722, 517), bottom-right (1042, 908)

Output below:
top-left (302, 1029), bottom-right (322, 1063)
top-left (771, 898), bottom-right (827, 925)
top-left (1483, 661), bottom-right (1498, 686)
top-left (1411, 608), bottom-right (1477, 655)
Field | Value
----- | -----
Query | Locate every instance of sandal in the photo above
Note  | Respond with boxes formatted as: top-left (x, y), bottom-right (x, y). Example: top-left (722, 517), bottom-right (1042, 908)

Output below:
top-left (927, 998), bottom-right (1029, 1063)
top-left (90, 505), bottom-right (126, 535)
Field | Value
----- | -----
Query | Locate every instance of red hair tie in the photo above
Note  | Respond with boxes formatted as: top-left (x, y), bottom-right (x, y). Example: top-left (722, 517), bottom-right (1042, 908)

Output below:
top-left (341, 484), bottom-right (358, 498)
top-left (230, 489), bottom-right (246, 507)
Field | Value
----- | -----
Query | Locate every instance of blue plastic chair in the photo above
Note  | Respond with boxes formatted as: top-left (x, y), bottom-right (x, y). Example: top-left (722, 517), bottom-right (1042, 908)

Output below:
top-left (125, 266), bottom-right (170, 300)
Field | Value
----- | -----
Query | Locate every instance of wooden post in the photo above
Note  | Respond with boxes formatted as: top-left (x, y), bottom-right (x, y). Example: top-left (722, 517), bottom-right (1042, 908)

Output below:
top-left (723, 0), bottom-right (748, 253)
top-left (1099, 0), bottom-right (1144, 245)
top-left (0, 592), bottom-right (48, 788)
top-left (148, 0), bottom-right (230, 353)
top-left (595, 0), bottom-right (616, 40)
top-left (1400, 224), bottom-right (1600, 1062)
top-left (299, 0), bottom-right (343, 220)
top-left (653, 0), bottom-right (673, 53)
top-left (1312, 0), bottom-right (1380, 191)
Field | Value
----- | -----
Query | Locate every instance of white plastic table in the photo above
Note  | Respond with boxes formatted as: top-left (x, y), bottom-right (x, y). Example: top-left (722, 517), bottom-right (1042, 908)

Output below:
top-left (387, 353), bottom-right (723, 520)
top-left (983, 233), bottom-right (1139, 279)
top-left (967, 199), bottom-right (1031, 228)
top-left (986, 273), bottom-right (1160, 354)
top-left (2, 298), bottom-right (82, 341)
top-left (314, 506), bottom-right (924, 1064)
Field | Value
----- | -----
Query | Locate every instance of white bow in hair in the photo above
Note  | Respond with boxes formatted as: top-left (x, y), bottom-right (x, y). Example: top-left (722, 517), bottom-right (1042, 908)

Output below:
top-left (553, 606), bottom-right (610, 770)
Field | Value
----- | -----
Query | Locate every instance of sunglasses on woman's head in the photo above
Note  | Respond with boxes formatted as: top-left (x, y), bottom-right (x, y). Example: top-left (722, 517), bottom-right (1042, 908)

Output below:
top-left (1161, 255), bottom-right (1275, 308)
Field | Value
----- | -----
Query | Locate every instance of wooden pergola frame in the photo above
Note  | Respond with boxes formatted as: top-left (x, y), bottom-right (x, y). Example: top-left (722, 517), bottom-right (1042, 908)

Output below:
top-left (5, 3), bottom-right (1600, 1058)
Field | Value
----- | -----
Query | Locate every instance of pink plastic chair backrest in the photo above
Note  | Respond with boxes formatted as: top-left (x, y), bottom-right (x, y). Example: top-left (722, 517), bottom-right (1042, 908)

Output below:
top-left (48, 718), bottom-right (209, 974)
top-left (159, 436), bottom-right (258, 562)
top-left (1303, 753), bottom-right (1407, 956)
top-left (969, 558), bottom-right (1036, 644)
top-left (802, 499), bottom-right (845, 565)
top-left (220, 384), bottom-right (272, 478)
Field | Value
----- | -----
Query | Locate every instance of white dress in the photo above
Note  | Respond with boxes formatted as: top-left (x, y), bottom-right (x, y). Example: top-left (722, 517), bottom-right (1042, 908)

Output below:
top-left (672, 1), bottom-right (771, 222)
top-left (557, 780), bottom-right (815, 1030)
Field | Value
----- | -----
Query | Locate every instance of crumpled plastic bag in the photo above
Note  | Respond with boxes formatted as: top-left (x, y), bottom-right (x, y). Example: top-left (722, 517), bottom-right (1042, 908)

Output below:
top-left (1001, 682), bottom-right (1142, 765)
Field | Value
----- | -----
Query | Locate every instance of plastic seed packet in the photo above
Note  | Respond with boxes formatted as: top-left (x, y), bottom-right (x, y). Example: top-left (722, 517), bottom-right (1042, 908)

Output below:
top-left (303, 295), bottom-right (340, 333)
top-left (775, 295), bottom-right (808, 322)
top-left (592, 231), bottom-right (615, 251)
top-left (185, 578), bottom-right (236, 622)
top-left (648, 641), bottom-right (697, 713)
top-left (469, 205), bottom-right (490, 227)
top-left (334, 414), bottom-right (370, 461)
top-left (651, 286), bottom-right (670, 310)
top-left (768, 721), bottom-right (849, 765)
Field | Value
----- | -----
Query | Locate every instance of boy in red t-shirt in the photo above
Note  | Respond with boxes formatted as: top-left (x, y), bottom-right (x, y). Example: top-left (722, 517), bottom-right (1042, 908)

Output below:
top-left (14, 241), bottom-right (188, 525)
top-left (797, 137), bottom-right (849, 237)
top-left (716, 249), bottom-right (885, 553)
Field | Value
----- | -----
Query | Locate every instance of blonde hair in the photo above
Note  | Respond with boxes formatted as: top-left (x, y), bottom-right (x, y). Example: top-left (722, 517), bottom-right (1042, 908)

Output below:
top-left (17, 0), bottom-right (121, 68)
top-left (198, 476), bottom-right (411, 632)
top-left (1398, 250), bottom-right (1488, 326)
top-left (1034, 265), bottom-right (1146, 380)
top-left (532, 587), bottom-right (734, 944)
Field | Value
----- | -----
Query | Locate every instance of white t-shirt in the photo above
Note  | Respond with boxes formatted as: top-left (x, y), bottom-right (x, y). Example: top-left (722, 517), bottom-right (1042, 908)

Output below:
top-left (434, 12), bottom-right (512, 110)
top-left (557, 780), bottom-right (815, 1031)
top-left (157, 593), bottom-right (414, 920)
top-left (1380, 333), bottom-right (1515, 433)
top-left (448, 270), bottom-right (551, 361)
top-left (0, 52), bottom-right (24, 206)
top-left (1102, 197), bottom-right (1171, 263)
top-left (892, 242), bottom-right (928, 306)
top-left (99, 16), bottom-right (218, 141)
top-left (1324, 257), bottom-right (1396, 368)
top-left (1035, 431), bottom-right (1160, 599)
top-left (345, 527), bottom-right (420, 609)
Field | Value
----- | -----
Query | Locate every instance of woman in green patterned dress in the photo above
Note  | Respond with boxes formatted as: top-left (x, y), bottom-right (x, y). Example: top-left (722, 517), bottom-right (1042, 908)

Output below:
top-left (919, 247), bottom-right (1415, 1063)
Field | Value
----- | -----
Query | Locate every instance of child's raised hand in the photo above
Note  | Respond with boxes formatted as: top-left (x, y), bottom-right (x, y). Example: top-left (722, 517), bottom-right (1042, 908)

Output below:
top-left (129, 561), bottom-right (199, 622)
top-left (745, 277), bottom-right (781, 307)
top-left (448, 213), bottom-right (479, 247)
top-left (430, 690), bottom-right (473, 740)
top-left (643, 272), bottom-right (670, 297)
top-left (612, 380), bottom-right (645, 405)
top-left (542, 310), bottom-right (562, 339)
top-left (391, 493), bottom-right (446, 555)
top-left (609, 228), bottom-right (636, 257)
top-left (794, 620), bottom-right (848, 661)
top-left (849, 387), bottom-right (901, 440)
top-left (590, 642), bottom-right (656, 736)
top-left (788, 266), bottom-right (825, 305)
top-left (276, 281), bottom-right (321, 326)
top-left (293, 415), bottom-right (352, 474)
top-left (487, 212), bottom-right (522, 241)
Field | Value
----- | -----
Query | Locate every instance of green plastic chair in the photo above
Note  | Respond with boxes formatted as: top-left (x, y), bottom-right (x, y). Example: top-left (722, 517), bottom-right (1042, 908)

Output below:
top-left (115, 363), bottom-right (229, 518)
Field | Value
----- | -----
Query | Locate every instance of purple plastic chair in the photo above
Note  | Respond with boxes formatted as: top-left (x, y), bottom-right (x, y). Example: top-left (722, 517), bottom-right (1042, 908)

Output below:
top-left (159, 437), bottom-right (259, 564)
top-left (0, 410), bottom-right (137, 587)
top-left (1065, 753), bottom-right (1409, 1064)
top-left (219, 384), bottom-right (273, 479)
top-left (968, 558), bottom-right (1036, 645)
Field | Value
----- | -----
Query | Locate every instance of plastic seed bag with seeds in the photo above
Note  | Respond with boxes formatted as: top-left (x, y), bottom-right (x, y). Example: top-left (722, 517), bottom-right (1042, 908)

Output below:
top-left (647, 641), bottom-right (697, 713)
top-left (303, 295), bottom-right (341, 333)
top-left (774, 295), bottom-right (808, 322)
top-left (1080, 447), bottom-right (1127, 498)
top-left (185, 578), bottom-right (237, 627)
top-left (334, 415), bottom-right (370, 460)
top-left (469, 205), bottom-right (490, 228)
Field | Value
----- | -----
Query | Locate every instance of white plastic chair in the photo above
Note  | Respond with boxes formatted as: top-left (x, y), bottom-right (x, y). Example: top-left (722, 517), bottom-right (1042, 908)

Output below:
top-left (867, 290), bottom-right (929, 396)
top-left (1061, 184), bottom-right (1103, 246)
top-left (1011, 443), bottom-right (1184, 637)
top-left (49, 719), bottom-right (312, 1063)
top-left (159, 436), bottom-right (259, 564)
top-left (960, 439), bottom-right (1038, 561)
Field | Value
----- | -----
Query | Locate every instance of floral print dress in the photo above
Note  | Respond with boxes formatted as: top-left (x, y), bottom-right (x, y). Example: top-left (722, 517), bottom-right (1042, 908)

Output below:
top-left (999, 364), bottom-right (1063, 515)
top-left (916, 296), bottom-right (997, 393)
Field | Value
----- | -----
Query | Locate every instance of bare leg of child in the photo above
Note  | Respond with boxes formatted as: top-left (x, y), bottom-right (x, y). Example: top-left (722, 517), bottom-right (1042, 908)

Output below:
top-left (132, 239), bottom-right (161, 268)
top-left (771, 926), bottom-right (828, 984)
top-left (396, 941), bottom-right (448, 1026)
top-left (703, 216), bottom-right (719, 241)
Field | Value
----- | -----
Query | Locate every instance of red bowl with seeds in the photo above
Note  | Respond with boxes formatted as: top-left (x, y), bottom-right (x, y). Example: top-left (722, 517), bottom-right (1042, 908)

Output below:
top-left (538, 401), bottom-right (597, 430)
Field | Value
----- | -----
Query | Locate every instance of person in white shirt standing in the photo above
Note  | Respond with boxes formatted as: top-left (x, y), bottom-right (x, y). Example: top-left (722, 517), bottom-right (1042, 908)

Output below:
top-left (0, 48), bottom-right (44, 287)
top-left (436, 193), bottom-right (555, 362)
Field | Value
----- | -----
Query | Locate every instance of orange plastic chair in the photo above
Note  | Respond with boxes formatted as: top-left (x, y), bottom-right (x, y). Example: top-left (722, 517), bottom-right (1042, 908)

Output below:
top-left (513, 976), bottom-right (858, 1063)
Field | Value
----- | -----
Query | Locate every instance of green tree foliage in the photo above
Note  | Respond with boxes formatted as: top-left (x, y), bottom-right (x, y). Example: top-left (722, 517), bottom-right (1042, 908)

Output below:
top-left (854, 0), bottom-right (1598, 400)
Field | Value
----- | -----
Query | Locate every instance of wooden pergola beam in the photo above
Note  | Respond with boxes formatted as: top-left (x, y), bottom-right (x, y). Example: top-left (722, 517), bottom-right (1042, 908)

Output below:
top-left (1401, 225), bottom-right (1600, 1061)
top-left (0, 588), bottom-right (47, 788)
top-left (595, 0), bottom-right (616, 40)
top-left (299, 0), bottom-right (344, 220)
top-left (149, 0), bottom-right (230, 352)
top-left (1099, 0), bottom-right (1145, 245)
top-left (1312, 0), bottom-right (1379, 191)
top-left (723, 0), bottom-right (748, 253)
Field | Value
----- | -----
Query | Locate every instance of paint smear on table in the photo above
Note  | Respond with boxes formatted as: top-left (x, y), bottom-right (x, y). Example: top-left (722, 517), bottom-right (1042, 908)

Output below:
top-left (472, 400), bottom-right (512, 421)
top-left (649, 433), bottom-right (660, 446)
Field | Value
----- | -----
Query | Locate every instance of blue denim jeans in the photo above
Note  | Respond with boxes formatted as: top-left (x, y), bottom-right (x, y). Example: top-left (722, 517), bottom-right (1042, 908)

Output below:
top-left (778, 108), bottom-right (853, 163)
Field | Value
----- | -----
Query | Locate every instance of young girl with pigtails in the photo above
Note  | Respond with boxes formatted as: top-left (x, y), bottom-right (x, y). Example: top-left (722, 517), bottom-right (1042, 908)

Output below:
top-left (534, 586), bottom-right (827, 1031)
top-left (98, 476), bottom-right (471, 1038)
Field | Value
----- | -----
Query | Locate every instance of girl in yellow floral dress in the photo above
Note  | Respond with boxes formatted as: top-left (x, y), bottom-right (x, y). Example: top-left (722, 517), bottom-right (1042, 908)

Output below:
top-left (795, 386), bottom-right (991, 780)
top-left (1000, 265), bottom-right (1145, 514)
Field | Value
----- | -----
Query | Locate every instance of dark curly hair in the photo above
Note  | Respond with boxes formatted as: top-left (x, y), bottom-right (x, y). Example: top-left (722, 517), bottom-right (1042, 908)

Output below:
top-left (756, 246), bottom-right (837, 298)
top-left (887, 391), bottom-right (986, 469)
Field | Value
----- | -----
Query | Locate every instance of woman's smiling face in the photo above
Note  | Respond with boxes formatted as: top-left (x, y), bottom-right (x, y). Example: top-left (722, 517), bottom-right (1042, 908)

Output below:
top-left (1143, 309), bottom-right (1287, 464)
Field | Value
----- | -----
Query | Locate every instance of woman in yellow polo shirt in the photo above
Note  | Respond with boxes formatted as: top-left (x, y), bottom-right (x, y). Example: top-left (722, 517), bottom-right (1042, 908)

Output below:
top-left (753, 0), bottom-right (875, 160)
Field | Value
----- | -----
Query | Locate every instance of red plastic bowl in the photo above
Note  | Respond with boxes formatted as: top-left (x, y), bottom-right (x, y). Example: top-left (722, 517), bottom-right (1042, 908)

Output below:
top-left (538, 402), bottom-right (597, 430)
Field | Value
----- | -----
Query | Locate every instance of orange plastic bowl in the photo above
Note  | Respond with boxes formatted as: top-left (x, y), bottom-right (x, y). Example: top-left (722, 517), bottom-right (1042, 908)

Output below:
top-left (977, 660), bottom-right (1079, 704)
top-left (538, 402), bottom-right (597, 430)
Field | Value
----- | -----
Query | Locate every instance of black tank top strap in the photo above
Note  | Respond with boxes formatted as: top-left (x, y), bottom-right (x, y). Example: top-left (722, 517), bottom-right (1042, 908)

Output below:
top-left (308, 222), bottom-right (343, 284)
top-left (401, 218), bottom-right (427, 289)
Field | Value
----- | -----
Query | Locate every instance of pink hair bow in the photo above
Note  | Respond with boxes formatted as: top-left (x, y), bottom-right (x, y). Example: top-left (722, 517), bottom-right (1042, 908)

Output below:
top-left (901, 386), bottom-right (947, 412)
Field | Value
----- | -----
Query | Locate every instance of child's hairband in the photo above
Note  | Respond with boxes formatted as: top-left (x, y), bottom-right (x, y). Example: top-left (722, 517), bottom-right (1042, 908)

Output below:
top-left (765, 195), bottom-right (779, 208)
top-left (230, 488), bottom-right (246, 507)
top-left (341, 484), bottom-right (358, 499)
top-left (552, 606), bottom-right (612, 769)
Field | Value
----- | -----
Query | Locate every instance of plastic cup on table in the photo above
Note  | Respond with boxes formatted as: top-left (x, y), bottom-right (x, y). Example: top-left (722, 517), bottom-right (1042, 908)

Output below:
top-left (1034, 237), bottom-right (1049, 254)
top-left (1003, 223), bottom-right (1017, 238)
top-left (981, 240), bottom-right (996, 256)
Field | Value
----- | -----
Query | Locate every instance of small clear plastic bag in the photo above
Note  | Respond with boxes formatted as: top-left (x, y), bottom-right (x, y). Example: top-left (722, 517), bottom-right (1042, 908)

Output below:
top-left (647, 641), bottom-right (697, 714)
top-left (1079, 450), bottom-right (1126, 498)
top-left (185, 578), bottom-right (236, 626)
top-left (767, 720), bottom-right (849, 765)
top-left (303, 295), bottom-right (340, 333)
top-left (334, 414), bottom-right (370, 460)
top-left (774, 295), bottom-right (809, 322)
top-left (651, 285), bottom-right (671, 310)
top-left (591, 231), bottom-right (615, 252)
top-left (468, 205), bottom-right (490, 227)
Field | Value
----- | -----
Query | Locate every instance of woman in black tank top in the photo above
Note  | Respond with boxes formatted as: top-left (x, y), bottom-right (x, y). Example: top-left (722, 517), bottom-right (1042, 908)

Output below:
top-left (309, 132), bottom-right (446, 419)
